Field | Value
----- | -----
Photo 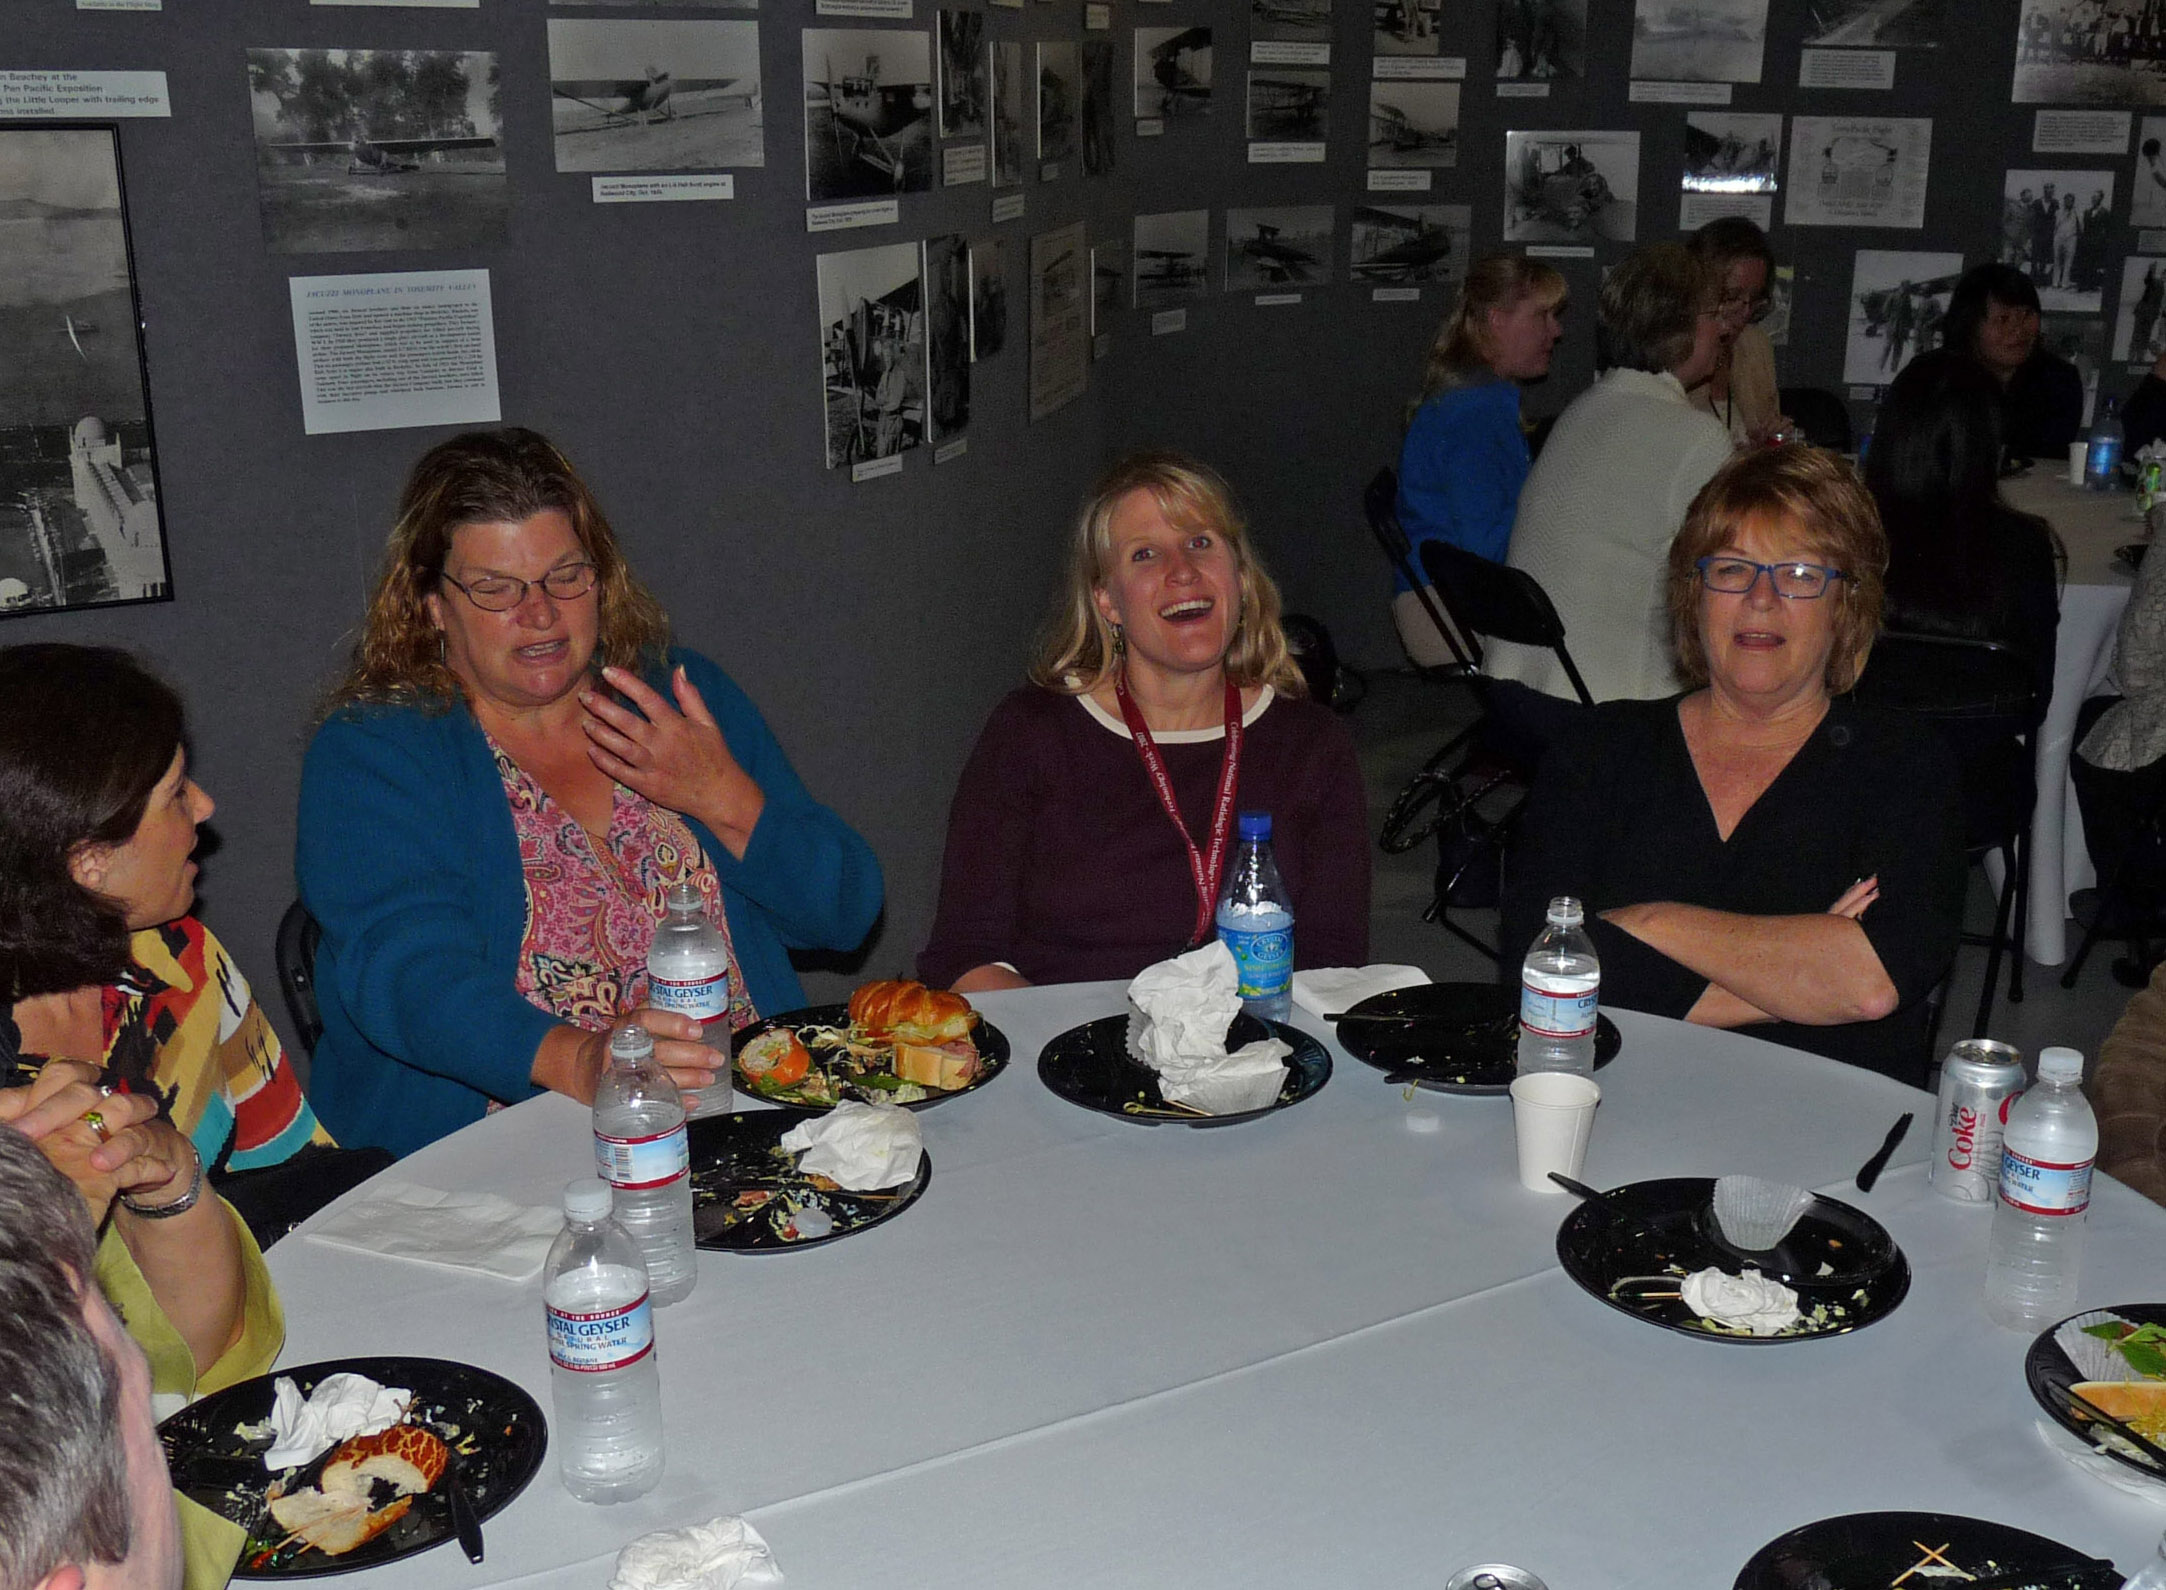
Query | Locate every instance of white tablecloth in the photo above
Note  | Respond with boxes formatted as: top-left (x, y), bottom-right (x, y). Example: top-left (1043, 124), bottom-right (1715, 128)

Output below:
top-left (2003, 472), bottom-right (2141, 965)
top-left (265, 984), bottom-right (2166, 1587)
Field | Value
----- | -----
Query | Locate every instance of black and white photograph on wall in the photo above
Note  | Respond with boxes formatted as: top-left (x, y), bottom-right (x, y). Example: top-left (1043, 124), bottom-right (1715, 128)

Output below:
top-left (2136, 119), bottom-right (2166, 225)
top-left (553, 0), bottom-right (755, 8)
top-left (1038, 42), bottom-right (1081, 163)
top-left (1223, 205), bottom-right (1333, 290)
top-left (1251, 0), bottom-right (1332, 44)
top-left (1783, 115), bottom-right (1930, 228)
top-left (1091, 239), bottom-right (1126, 340)
top-left (1135, 28), bottom-right (1213, 119)
top-left (1630, 0), bottom-right (1767, 82)
top-left (1029, 220), bottom-right (1089, 420)
top-left (1132, 208), bottom-right (1208, 307)
top-left (2013, 3), bottom-right (2166, 105)
top-left (0, 126), bottom-right (167, 617)
top-left (1080, 43), bottom-right (1118, 174)
top-left (922, 232), bottom-right (971, 439)
top-left (1802, 0), bottom-right (1941, 48)
top-left (2042, 313), bottom-right (2105, 421)
top-left (1247, 70), bottom-right (1329, 142)
top-left (2111, 256), bottom-right (2166, 364)
top-left (246, 48), bottom-right (507, 253)
top-left (1375, 0), bottom-right (1444, 56)
top-left (1349, 202), bottom-right (1470, 285)
top-left (1682, 111), bottom-right (1779, 192)
top-left (2001, 169), bottom-right (2114, 312)
top-left (1762, 263), bottom-right (1793, 345)
top-left (817, 239), bottom-right (924, 470)
top-left (547, 20), bottom-right (763, 173)
top-left (969, 233), bottom-right (1008, 359)
top-left (1367, 81), bottom-right (1459, 168)
top-left (991, 40), bottom-right (1025, 186)
top-left (938, 11), bottom-right (986, 140)
top-left (1495, 0), bottom-right (1586, 80)
top-left (1503, 129), bottom-right (1638, 243)
top-left (1842, 249), bottom-right (1961, 386)
top-left (804, 29), bottom-right (934, 201)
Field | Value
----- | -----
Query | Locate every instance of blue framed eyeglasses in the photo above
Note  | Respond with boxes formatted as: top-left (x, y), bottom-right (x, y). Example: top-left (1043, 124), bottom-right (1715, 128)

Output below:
top-left (1694, 556), bottom-right (1848, 600)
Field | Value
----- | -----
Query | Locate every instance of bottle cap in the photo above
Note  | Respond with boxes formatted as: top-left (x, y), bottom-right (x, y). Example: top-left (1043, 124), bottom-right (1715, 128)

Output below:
top-left (1545, 895), bottom-right (1584, 927)
top-left (1238, 811), bottom-right (1272, 841)
top-left (609, 1024), bottom-right (655, 1061)
top-left (2036, 1046), bottom-right (2084, 1084)
top-left (562, 1177), bottom-right (613, 1220)
top-left (665, 880), bottom-right (703, 913)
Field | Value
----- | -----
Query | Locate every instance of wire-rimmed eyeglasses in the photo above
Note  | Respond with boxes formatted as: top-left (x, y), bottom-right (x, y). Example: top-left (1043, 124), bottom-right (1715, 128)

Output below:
top-left (1717, 289), bottom-right (1774, 325)
top-left (438, 562), bottom-right (599, 612)
top-left (1694, 556), bottom-right (1848, 600)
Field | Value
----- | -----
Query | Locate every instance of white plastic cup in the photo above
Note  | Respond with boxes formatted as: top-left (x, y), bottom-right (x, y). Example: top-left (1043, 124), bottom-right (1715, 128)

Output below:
top-left (1509, 1072), bottom-right (1601, 1192)
top-left (2069, 440), bottom-right (2087, 487)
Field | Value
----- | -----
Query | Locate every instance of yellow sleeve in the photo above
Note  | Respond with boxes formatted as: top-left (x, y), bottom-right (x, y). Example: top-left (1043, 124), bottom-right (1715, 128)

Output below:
top-left (179, 1493), bottom-right (250, 1590)
top-left (93, 1200), bottom-right (285, 1398)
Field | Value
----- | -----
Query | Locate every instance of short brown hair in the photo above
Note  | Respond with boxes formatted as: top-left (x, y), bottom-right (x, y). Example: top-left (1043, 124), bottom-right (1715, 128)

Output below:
top-left (1030, 449), bottom-right (1306, 698)
top-left (1598, 243), bottom-right (1714, 374)
top-left (325, 428), bottom-right (670, 712)
top-left (1668, 447), bottom-right (1887, 695)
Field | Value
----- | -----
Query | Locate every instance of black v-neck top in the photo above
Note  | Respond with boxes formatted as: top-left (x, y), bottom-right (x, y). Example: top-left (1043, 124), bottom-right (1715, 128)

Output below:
top-left (1502, 694), bottom-right (1967, 1087)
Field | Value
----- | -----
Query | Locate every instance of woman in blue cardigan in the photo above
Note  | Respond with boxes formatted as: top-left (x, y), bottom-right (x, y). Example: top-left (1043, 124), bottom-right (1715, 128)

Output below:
top-left (298, 429), bottom-right (882, 1157)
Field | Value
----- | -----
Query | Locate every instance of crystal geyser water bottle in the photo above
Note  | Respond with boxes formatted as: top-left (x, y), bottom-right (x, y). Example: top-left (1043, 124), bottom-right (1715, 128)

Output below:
top-left (1215, 811), bottom-right (1294, 1022)
top-left (544, 1177), bottom-right (664, 1503)
top-left (592, 1025), bottom-right (696, 1306)
top-left (1984, 1046), bottom-right (2097, 1331)
top-left (2086, 395), bottom-right (2124, 490)
top-left (1516, 896), bottom-right (1600, 1077)
top-left (646, 880), bottom-right (733, 1120)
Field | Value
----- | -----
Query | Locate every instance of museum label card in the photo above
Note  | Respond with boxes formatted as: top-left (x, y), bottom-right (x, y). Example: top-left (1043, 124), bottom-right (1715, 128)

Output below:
top-left (992, 191), bottom-right (1026, 222)
top-left (1630, 81), bottom-right (1731, 105)
top-left (1680, 192), bottom-right (1771, 230)
top-left (1151, 309), bottom-right (1187, 334)
top-left (1249, 142), bottom-right (1326, 163)
top-left (1525, 244), bottom-right (1593, 258)
top-left (594, 175), bottom-right (734, 203)
top-left (934, 437), bottom-right (969, 464)
top-left (1797, 49), bottom-right (1893, 90)
top-left (1252, 42), bottom-right (1329, 66)
top-left (2034, 110), bottom-right (2131, 156)
top-left (1255, 292), bottom-right (1301, 305)
top-left (290, 269), bottom-right (499, 436)
top-left (944, 144), bottom-right (988, 185)
top-left (1847, 385), bottom-right (1878, 401)
top-left (79, 0), bottom-right (161, 11)
top-left (1368, 169), bottom-right (1432, 192)
top-left (1085, 3), bottom-right (1111, 26)
top-left (851, 454), bottom-right (904, 482)
top-left (1137, 118), bottom-right (1165, 136)
top-left (0, 71), bottom-right (170, 117)
top-left (1373, 286), bottom-right (1421, 302)
top-left (819, 0), bottom-right (912, 16)
top-left (1374, 56), bottom-right (1466, 80)
top-left (1496, 81), bottom-right (1548, 98)
top-left (807, 198), bottom-right (902, 232)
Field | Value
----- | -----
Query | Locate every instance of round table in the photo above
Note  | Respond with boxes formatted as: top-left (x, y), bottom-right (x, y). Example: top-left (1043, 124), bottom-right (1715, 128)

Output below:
top-left (265, 983), bottom-right (2166, 1586)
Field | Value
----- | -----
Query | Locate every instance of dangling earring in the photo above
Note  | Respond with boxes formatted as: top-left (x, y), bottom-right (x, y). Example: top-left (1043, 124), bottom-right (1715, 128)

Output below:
top-left (1111, 623), bottom-right (1126, 658)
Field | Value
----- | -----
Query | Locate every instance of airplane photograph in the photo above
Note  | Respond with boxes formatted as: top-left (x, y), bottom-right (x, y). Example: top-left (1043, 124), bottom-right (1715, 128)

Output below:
top-left (937, 9), bottom-right (986, 141)
top-left (922, 232), bottom-right (971, 440)
top-left (1367, 80), bottom-right (1460, 168)
top-left (1081, 42), bottom-right (1118, 175)
top-left (969, 234), bottom-right (1008, 359)
top-left (549, 19), bottom-right (762, 173)
top-left (1802, 0), bottom-right (1941, 48)
top-left (1841, 249), bottom-right (1960, 386)
top-left (1682, 110), bottom-right (1780, 193)
top-left (804, 28), bottom-right (935, 201)
top-left (1374, 0), bottom-right (1445, 57)
top-left (816, 239), bottom-right (925, 469)
top-left (990, 40), bottom-right (1026, 187)
top-left (1246, 69), bottom-right (1329, 142)
top-left (1132, 208), bottom-right (1208, 308)
top-left (1628, 0), bottom-right (1768, 82)
top-left (1039, 41), bottom-right (1082, 164)
top-left (1504, 129), bottom-right (1639, 243)
top-left (1223, 205), bottom-right (1333, 290)
top-left (1134, 27), bottom-right (1213, 119)
top-left (246, 47), bottom-right (508, 253)
top-left (1348, 202), bottom-right (1469, 284)
top-left (1251, 0), bottom-right (1334, 41)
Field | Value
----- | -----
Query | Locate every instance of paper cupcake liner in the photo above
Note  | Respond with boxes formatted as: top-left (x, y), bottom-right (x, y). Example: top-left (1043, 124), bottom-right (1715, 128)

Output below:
top-left (2056, 1310), bottom-right (2149, 1384)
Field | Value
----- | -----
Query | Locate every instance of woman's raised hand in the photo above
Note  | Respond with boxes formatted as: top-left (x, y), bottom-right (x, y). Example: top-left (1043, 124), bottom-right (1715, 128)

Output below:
top-left (0, 1059), bottom-right (179, 1223)
top-left (580, 665), bottom-right (765, 858)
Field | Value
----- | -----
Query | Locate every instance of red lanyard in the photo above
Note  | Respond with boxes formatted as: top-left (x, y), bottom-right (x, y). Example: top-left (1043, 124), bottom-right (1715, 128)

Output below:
top-left (1113, 674), bottom-right (1245, 948)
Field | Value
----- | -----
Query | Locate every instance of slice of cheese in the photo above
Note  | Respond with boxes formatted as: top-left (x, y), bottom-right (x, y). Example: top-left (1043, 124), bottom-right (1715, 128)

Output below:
top-left (892, 1039), bottom-right (977, 1090)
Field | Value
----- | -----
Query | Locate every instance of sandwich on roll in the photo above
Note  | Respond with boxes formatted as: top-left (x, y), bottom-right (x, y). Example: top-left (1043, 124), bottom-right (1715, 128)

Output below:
top-left (849, 979), bottom-right (982, 1090)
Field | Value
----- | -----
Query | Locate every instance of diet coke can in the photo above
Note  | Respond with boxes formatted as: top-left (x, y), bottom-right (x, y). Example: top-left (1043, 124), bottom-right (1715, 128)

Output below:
top-left (1445, 1569), bottom-right (1548, 1590)
top-left (1929, 1039), bottom-right (2026, 1204)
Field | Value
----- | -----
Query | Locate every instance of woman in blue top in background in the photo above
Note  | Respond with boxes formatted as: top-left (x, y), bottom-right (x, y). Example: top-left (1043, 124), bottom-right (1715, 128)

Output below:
top-left (1392, 253), bottom-right (1568, 667)
top-left (298, 429), bottom-right (883, 1158)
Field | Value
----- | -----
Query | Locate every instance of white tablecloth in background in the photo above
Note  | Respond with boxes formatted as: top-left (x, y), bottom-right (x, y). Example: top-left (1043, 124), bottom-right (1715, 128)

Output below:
top-left (266, 985), bottom-right (2166, 1587)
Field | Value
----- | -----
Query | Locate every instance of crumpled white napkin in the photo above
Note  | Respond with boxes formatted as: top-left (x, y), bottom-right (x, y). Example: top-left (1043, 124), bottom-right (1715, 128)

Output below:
top-left (304, 1181), bottom-right (563, 1282)
top-left (1290, 964), bottom-right (1431, 1018)
top-left (778, 1100), bottom-right (923, 1190)
top-left (1126, 940), bottom-right (1290, 1115)
top-left (259, 1372), bottom-right (412, 1469)
top-left (2034, 1415), bottom-right (2166, 1502)
top-left (609, 1515), bottom-right (786, 1590)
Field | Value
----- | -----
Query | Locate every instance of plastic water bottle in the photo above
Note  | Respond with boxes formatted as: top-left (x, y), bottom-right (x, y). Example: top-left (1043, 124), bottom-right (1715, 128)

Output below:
top-left (2123, 1530), bottom-right (2166, 1590)
top-left (646, 881), bottom-right (733, 1121)
top-left (1215, 811), bottom-right (1294, 1022)
top-left (1984, 1046), bottom-right (2097, 1331)
top-left (592, 1025), bottom-right (696, 1306)
top-left (1516, 896), bottom-right (1600, 1076)
top-left (2086, 396), bottom-right (2124, 490)
top-left (543, 1177), bottom-right (664, 1503)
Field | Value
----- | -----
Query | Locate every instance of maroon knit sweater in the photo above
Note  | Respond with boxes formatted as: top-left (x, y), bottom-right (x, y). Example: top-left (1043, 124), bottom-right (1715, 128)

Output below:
top-left (917, 686), bottom-right (1371, 987)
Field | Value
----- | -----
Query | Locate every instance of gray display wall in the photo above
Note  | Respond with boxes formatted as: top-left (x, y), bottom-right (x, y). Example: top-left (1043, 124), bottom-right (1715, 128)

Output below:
top-left (7, 0), bottom-right (2110, 1055)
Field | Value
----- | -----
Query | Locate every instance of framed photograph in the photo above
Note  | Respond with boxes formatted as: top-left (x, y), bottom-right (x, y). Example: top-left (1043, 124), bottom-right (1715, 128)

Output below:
top-left (938, 10), bottom-right (987, 140)
top-left (922, 232), bottom-right (971, 439)
top-left (1349, 202), bottom-right (1470, 286)
top-left (2001, 170), bottom-right (2114, 312)
top-left (1368, 81), bottom-right (1459, 169)
top-left (1496, 0), bottom-right (1588, 81)
top-left (804, 29), bottom-right (935, 202)
top-left (817, 240), bottom-right (925, 469)
top-left (1038, 41), bottom-right (1081, 163)
top-left (1224, 205), bottom-right (1333, 290)
top-left (1843, 249), bottom-right (1962, 387)
top-left (0, 124), bottom-right (169, 617)
top-left (1630, 0), bottom-right (1768, 84)
top-left (1133, 209), bottom-right (1209, 308)
top-left (1503, 129), bottom-right (1639, 243)
top-left (548, 19), bottom-right (763, 173)
top-left (1134, 27), bottom-right (1212, 119)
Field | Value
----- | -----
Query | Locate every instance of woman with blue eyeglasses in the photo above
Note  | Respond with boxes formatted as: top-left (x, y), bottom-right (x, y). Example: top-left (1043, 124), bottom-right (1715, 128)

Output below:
top-left (1503, 447), bottom-right (1965, 1086)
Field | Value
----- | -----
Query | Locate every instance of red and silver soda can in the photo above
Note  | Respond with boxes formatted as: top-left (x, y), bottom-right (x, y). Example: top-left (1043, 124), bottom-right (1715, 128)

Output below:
top-left (1929, 1039), bottom-right (2026, 1204)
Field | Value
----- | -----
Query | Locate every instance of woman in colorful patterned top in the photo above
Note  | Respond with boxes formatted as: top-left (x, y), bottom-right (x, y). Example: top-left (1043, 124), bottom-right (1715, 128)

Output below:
top-left (299, 428), bottom-right (883, 1157)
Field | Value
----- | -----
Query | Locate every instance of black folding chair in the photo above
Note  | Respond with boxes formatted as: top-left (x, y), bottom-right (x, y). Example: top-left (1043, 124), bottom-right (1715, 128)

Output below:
top-left (275, 898), bottom-right (325, 1058)
top-left (1363, 466), bottom-right (1473, 674)
top-left (2061, 775), bottom-right (2166, 991)
top-left (1851, 631), bottom-right (2040, 1046)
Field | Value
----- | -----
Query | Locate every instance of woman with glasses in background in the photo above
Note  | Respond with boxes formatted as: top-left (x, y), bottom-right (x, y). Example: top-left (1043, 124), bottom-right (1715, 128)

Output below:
top-left (1502, 448), bottom-right (1965, 1086)
top-left (297, 429), bottom-right (883, 1157)
top-left (1687, 217), bottom-right (1786, 446)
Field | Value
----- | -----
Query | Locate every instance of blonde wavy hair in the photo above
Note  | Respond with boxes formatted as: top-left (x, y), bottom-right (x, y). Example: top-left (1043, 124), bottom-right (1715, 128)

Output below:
top-left (1029, 450), bottom-right (1306, 699)
top-left (1418, 252), bottom-right (1567, 403)
top-left (324, 428), bottom-right (670, 712)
